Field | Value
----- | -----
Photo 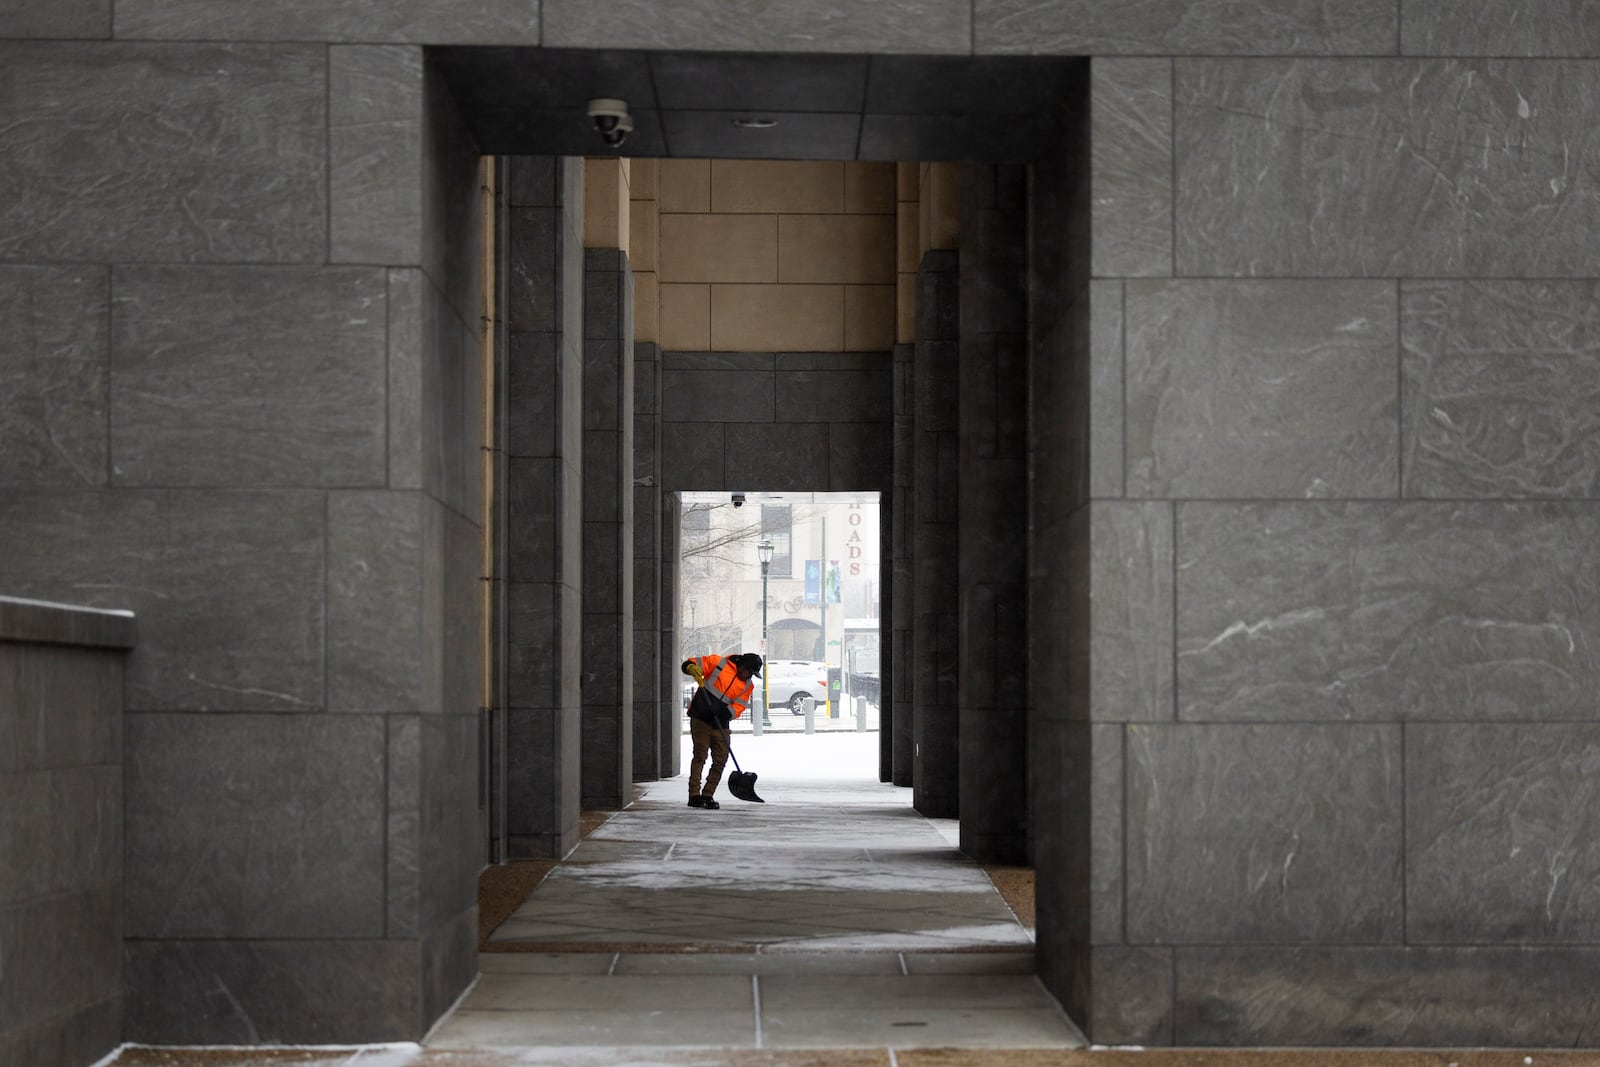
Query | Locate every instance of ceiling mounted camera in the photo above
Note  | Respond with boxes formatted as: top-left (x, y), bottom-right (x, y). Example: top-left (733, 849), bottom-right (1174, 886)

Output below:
top-left (587, 98), bottom-right (634, 148)
top-left (731, 492), bottom-right (746, 507)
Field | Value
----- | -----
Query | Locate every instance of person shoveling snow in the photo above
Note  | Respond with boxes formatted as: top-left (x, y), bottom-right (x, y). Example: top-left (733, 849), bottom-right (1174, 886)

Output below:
top-left (682, 652), bottom-right (766, 805)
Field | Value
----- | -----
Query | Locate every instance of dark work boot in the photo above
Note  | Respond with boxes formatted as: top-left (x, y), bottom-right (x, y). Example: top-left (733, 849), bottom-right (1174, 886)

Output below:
top-left (701, 796), bottom-right (720, 810)
top-left (688, 795), bottom-right (706, 808)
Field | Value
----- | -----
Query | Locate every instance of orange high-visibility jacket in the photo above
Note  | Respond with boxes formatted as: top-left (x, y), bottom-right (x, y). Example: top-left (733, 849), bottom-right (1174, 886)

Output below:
top-left (685, 654), bottom-right (752, 719)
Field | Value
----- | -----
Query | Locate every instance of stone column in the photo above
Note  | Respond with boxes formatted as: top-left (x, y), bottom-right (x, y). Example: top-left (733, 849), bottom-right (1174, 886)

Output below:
top-left (890, 340), bottom-right (915, 785)
top-left (581, 249), bottom-right (635, 808)
top-left (632, 339), bottom-right (664, 781)
top-left (957, 163), bottom-right (1030, 863)
top-left (912, 249), bottom-right (961, 818)
top-left (505, 156), bottom-right (585, 858)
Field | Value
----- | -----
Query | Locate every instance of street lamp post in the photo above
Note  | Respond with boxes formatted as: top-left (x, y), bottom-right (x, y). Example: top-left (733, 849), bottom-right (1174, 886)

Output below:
top-left (688, 594), bottom-right (697, 649)
top-left (757, 539), bottom-right (773, 727)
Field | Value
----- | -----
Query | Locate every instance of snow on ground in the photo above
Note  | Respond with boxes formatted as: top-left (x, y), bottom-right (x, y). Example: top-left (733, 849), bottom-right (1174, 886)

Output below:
top-left (678, 727), bottom-right (883, 781)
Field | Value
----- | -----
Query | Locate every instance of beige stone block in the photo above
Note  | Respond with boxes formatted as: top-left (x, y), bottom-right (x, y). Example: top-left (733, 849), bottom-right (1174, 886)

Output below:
top-left (921, 162), bottom-right (960, 253)
top-left (660, 283), bottom-right (710, 350)
top-left (711, 160), bottom-right (843, 214)
top-left (845, 284), bottom-right (896, 352)
top-left (583, 157), bottom-right (630, 251)
top-left (629, 200), bottom-right (659, 273)
top-left (898, 162), bottom-right (919, 203)
top-left (660, 158), bottom-right (710, 213)
top-left (897, 202), bottom-right (920, 274)
top-left (634, 271), bottom-right (658, 344)
top-left (629, 158), bottom-right (659, 200)
top-left (779, 214), bottom-right (895, 285)
top-left (898, 272), bottom-right (916, 345)
top-left (845, 162), bottom-right (896, 214)
top-left (712, 284), bottom-right (843, 352)
top-left (659, 213), bottom-right (777, 284)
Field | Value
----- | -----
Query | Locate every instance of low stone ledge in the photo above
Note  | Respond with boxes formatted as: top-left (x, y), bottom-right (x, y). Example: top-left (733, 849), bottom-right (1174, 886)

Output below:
top-left (0, 595), bottom-right (137, 650)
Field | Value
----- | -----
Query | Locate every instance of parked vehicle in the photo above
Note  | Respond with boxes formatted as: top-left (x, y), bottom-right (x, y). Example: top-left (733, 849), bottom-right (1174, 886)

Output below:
top-left (758, 659), bottom-right (829, 714)
top-left (846, 647), bottom-right (880, 704)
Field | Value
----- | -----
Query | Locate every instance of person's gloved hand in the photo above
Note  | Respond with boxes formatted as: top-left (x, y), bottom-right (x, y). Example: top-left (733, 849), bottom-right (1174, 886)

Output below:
top-left (717, 706), bottom-right (733, 729)
top-left (682, 659), bottom-right (704, 684)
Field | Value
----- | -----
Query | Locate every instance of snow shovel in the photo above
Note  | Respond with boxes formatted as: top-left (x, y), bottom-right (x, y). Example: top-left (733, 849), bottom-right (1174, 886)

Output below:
top-left (724, 728), bottom-right (765, 803)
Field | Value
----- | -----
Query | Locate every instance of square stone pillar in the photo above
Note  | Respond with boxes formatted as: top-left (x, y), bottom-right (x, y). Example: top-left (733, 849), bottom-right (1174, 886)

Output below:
top-left (505, 156), bottom-right (586, 858)
top-left (581, 249), bottom-right (635, 808)
top-left (912, 248), bottom-right (961, 818)
top-left (957, 163), bottom-right (1030, 864)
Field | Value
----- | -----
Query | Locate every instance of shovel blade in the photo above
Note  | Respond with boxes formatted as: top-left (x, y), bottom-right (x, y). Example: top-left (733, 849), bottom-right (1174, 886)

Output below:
top-left (728, 770), bottom-right (764, 803)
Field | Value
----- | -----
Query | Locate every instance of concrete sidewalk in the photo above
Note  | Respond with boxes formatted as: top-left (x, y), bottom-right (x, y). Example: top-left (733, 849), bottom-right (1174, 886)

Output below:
top-left (107, 736), bottom-right (1598, 1066)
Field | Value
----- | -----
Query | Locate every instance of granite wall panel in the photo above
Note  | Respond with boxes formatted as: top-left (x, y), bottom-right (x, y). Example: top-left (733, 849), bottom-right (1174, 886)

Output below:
top-left (388, 269), bottom-right (428, 491)
top-left (0, 266), bottom-right (108, 488)
top-left (1176, 501), bottom-right (1600, 723)
top-left (0, 43), bottom-right (325, 263)
top-left (1088, 502), bottom-right (1174, 724)
top-left (1087, 945), bottom-right (1174, 1047)
top-left (1401, 280), bottom-right (1600, 499)
top-left (0, 886), bottom-right (120, 1049)
top-left (331, 46), bottom-right (424, 265)
top-left (827, 422), bottom-right (893, 491)
top-left (0, 644), bottom-right (122, 774)
top-left (0, 0), bottom-right (109, 37)
top-left (113, 0), bottom-right (539, 44)
top-left (1089, 280), bottom-right (1124, 498)
top-left (1126, 280), bottom-right (1399, 499)
top-left (1090, 59), bottom-right (1173, 278)
top-left (1126, 723), bottom-right (1404, 944)
top-left (776, 368), bottom-right (893, 423)
top-left (1089, 724), bottom-right (1124, 944)
top-left (1402, 1), bottom-right (1600, 57)
top-left (663, 366), bottom-right (778, 423)
top-left (723, 423), bottom-right (831, 491)
top-left (0, 490), bottom-right (324, 712)
top-left (328, 492), bottom-right (425, 713)
top-left (1175, 946), bottom-right (1600, 1046)
top-left (111, 267), bottom-right (388, 488)
top-left (544, 0), bottom-right (971, 54)
top-left (125, 938), bottom-right (419, 1044)
top-left (975, 0), bottom-right (1398, 55)
top-left (0, 767), bottom-right (119, 915)
top-left (1407, 723), bottom-right (1600, 944)
top-left (124, 714), bottom-right (386, 940)
top-left (1176, 59), bottom-right (1600, 277)
top-left (509, 332), bottom-right (559, 458)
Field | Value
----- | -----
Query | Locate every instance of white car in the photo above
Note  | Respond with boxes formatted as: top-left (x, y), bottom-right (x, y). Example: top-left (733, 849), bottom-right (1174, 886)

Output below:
top-left (756, 659), bottom-right (830, 715)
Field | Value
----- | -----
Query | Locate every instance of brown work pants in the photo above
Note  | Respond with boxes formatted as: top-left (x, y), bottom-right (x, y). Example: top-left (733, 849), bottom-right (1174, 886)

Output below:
top-left (688, 717), bottom-right (730, 799)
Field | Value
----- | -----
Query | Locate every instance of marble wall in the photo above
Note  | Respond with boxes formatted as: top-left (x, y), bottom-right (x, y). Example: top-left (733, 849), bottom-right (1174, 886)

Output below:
top-left (0, 39), bottom-right (485, 1042)
top-left (5, 0), bottom-right (1600, 1049)
top-left (0, 599), bottom-right (133, 1067)
top-left (1046, 39), bottom-right (1600, 1046)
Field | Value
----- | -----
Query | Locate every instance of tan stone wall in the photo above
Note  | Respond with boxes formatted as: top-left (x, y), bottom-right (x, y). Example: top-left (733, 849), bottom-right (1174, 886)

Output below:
top-left (654, 160), bottom-right (896, 352)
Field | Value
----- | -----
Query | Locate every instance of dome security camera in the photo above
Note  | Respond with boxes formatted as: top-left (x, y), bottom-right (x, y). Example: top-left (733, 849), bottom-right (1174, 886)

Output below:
top-left (731, 492), bottom-right (746, 507)
top-left (587, 98), bottom-right (634, 148)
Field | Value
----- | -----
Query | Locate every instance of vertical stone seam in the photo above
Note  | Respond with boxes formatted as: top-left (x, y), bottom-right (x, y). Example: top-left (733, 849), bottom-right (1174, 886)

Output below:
top-left (382, 713), bottom-right (392, 936)
top-left (384, 272), bottom-right (393, 489)
top-left (1121, 723), bottom-right (1130, 945)
top-left (322, 492), bottom-right (330, 712)
top-left (1395, 0), bottom-right (1404, 56)
top-left (1168, 59), bottom-right (1178, 278)
top-left (1395, 278), bottom-right (1404, 498)
top-left (106, 267), bottom-right (117, 487)
top-left (1399, 720), bottom-right (1408, 945)
top-left (1169, 501), bottom-right (1178, 722)
top-left (1120, 281), bottom-right (1129, 499)
top-left (324, 46), bottom-right (332, 266)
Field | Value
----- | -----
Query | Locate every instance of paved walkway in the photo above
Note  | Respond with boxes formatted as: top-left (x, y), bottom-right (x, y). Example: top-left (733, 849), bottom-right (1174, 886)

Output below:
top-left (108, 734), bottom-right (1599, 1066)
top-left (442, 768), bottom-right (1075, 1050)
